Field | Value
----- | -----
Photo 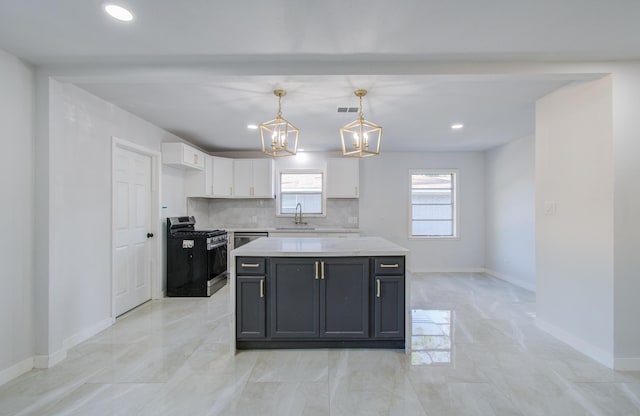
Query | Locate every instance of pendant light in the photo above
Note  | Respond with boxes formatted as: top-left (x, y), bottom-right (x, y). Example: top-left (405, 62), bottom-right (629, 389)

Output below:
top-left (259, 89), bottom-right (299, 157)
top-left (340, 89), bottom-right (382, 158)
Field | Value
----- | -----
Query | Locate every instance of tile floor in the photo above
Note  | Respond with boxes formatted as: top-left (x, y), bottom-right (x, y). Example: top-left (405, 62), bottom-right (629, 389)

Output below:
top-left (1, 273), bottom-right (639, 415)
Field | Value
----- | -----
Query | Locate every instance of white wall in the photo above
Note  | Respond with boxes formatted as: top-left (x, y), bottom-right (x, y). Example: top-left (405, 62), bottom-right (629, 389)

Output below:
top-left (359, 151), bottom-right (485, 272)
top-left (484, 135), bottom-right (536, 291)
top-left (535, 77), bottom-right (615, 367)
top-left (43, 79), bottom-right (188, 360)
top-left (0, 49), bottom-right (36, 383)
top-left (611, 63), bottom-right (640, 368)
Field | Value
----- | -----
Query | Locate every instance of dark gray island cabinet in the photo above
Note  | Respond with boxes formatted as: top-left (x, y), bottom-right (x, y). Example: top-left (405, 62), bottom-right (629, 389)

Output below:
top-left (235, 247), bottom-right (406, 349)
top-left (269, 257), bottom-right (370, 339)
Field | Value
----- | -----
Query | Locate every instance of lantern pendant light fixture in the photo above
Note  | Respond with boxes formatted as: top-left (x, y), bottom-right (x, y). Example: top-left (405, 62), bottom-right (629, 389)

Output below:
top-left (259, 89), bottom-right (299, 157)
top-left (340, 89), bottom-right (382, 158)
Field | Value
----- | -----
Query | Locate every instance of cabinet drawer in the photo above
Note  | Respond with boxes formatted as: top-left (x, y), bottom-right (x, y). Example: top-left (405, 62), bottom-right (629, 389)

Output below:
top-left (236, 257), bottom-right (266, 275)
top-left (374, 257), bottom-right (405, 275)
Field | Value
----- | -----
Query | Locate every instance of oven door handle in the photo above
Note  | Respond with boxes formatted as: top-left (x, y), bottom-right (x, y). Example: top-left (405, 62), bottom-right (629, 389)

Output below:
top-left (207, 241), bottom-right (227, 250)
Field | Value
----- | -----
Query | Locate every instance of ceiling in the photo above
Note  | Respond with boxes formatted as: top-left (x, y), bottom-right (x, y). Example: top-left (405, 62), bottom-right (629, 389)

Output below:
top-left (2, 0), bottom-right (638, 152)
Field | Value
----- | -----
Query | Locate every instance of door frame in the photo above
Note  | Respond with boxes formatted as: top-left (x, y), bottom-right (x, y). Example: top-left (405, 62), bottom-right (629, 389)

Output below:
top-left (111, 136), bottom-right (162, 320)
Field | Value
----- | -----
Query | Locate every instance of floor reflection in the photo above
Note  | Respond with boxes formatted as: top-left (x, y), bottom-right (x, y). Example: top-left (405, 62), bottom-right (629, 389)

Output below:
top-left (411, 309), bottom-right (453, 366)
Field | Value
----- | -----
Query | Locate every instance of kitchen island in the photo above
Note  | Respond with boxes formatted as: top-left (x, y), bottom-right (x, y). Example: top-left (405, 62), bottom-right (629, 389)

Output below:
top-left (229, 236), bottom-right (410, 352)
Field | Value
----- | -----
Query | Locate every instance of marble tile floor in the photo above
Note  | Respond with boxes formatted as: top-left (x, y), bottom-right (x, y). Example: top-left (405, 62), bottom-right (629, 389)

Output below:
top-left (1, 273), bottom-right (639, 416)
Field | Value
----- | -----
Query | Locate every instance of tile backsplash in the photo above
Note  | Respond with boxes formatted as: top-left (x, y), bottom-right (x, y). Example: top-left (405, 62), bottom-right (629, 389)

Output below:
top-left (187, 198), bottom-right (358, 229)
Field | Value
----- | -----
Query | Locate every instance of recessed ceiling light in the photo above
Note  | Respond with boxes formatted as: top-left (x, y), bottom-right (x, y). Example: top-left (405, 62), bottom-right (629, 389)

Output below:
top-left (247, 124), bottom-right (258, 130)
top-left (451, 123), bottom-right (464, 130)
top-left (104, 4), bottom-right (134, 22)
top-left (298, 148), bottom-right (305, 152)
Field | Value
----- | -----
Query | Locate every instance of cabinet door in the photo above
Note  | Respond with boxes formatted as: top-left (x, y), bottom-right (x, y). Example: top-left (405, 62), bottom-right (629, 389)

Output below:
top-left (326, 158), bottom-right (359, 198)
top-left (236, 276), bottom-right (266, 339)
top-left (374, 276), bottom-right (405, 338)
top-left (204, 155), bottom-right (214, 196)
top-left (183, 145), bottom-right (205, 169)
top-left (161, 143), bottom-right (203, 171)
top-left (270, 258), bottom-right (319, 338)
top-left (212, 156), bottom-right (234, 197)
top-left (320, 258), bottom-right (369, 338)
top-left (233, 160), bottom-right (253, 197)
top-left (251, 159), bottom-right (274, 197)
top-left (185, 155), bottom-right (214, 196)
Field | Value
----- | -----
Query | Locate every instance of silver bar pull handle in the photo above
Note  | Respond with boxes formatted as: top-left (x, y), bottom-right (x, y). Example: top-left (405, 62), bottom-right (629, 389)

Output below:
top-left (321, 261), bottom-right (325, 280)
top-left (379, 263), bottom-right (399, 268)
top-left (260, 279), bottom-right (264, 298)
top-left (315, 261), bottom-right (319, 280)
top-left (241, 263), bottom-right (261, 268)
top-left (376, 279), bottom-right (381, 298)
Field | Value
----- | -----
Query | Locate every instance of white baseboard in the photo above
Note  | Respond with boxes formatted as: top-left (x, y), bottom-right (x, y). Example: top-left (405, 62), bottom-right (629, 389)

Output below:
top-left (34, 348), bottom-right (67, 369)
top-left (484, 268), bottom-right (536, 292)
top-left (614, 357), bottom-right (640, 371)
top-left (0, 357), bottom-right (34, 387)
top-left (535, 317), bottom-right (614, 369)
top-left (62, 317), bottom-right (114, 350)
top-left (33, 317), bottom-right (114, 370)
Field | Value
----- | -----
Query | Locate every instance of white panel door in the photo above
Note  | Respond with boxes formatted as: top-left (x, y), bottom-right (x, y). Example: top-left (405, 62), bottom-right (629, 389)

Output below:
top-left (114, 146), bottom-right (152, 316)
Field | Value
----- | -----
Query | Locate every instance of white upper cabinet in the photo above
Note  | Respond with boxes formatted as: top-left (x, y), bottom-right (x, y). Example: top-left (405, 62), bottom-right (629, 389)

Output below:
top-left (251, 159), bottom-right (275, 197)
top-left (233, 159), bottom-right (274, 198)
top-left (185, 155), bottom-right (212, 196)
top-left (326, 158), bottom-right (359, 198)
top-left (162, 142), bottom-right (205, 170)
top-left (185, 155), bottom-right (234, 197)
top-left (212, 156), bottom-right (234, 197)
top-left (233, 160), bottom-right (253, 197)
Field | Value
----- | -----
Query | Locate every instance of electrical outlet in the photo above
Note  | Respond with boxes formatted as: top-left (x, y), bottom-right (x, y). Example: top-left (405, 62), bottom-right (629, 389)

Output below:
top-left (251, 215), bottom-right (257, 223)
top-left (543, 201), bottom-right (556, 216)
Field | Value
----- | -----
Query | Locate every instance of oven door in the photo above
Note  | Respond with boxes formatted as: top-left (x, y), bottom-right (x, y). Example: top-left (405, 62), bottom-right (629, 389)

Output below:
top-left (206, 239), bottom-right (228, 295)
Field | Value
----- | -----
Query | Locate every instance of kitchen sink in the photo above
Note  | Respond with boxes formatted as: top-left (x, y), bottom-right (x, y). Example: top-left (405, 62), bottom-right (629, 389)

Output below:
top-left (274, 227), bottom-right (316, 230)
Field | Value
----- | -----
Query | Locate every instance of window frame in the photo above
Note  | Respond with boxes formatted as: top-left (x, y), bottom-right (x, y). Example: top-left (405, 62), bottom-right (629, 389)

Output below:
top-left (276, 169), bottom-right (327, 217)
top-left (408, 169), bottom-right (459, 239)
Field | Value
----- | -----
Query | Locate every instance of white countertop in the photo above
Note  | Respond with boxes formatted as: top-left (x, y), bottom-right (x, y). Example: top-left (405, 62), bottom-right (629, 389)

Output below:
top-left (231, 236), bottom-right (408, 257)
top-left (225, 227), bottom-right (360, 233)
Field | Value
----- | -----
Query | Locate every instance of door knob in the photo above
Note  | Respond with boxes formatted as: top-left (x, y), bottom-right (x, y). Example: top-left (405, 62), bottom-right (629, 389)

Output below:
top-left (147, 233), bottom-right (154, 238)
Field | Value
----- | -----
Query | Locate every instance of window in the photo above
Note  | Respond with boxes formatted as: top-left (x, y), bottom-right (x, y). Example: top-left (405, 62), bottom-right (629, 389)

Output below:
top-left (410, 171), bottom-right (457, 237)
top-left (278, 171), bottom-right (324, 216)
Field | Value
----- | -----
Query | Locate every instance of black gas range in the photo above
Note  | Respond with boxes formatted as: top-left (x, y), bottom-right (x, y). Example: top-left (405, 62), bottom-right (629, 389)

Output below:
top-left (166, 216), bottom-right (228, 297)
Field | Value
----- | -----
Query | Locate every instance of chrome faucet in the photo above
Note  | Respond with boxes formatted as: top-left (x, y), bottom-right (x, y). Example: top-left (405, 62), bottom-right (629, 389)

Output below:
top-left (294, 202), bottom-right (307, 225)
